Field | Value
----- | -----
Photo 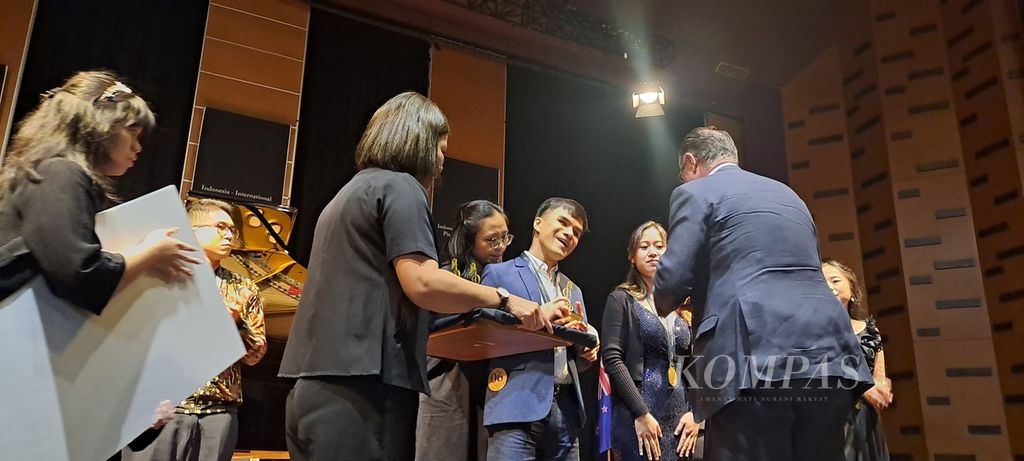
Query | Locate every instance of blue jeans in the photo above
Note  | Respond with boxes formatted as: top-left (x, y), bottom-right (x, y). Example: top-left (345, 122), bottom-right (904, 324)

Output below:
top-left (486, 392), bottom-right (580, 461)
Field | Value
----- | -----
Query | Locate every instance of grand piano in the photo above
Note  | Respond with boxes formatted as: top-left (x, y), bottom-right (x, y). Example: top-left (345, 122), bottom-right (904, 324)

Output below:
top-left (215, 200), bottom-right (305, 340)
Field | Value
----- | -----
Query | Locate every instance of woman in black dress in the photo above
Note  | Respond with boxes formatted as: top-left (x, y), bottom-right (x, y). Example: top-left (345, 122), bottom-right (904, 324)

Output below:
top-left (822, 259), bottom-right (891, 461)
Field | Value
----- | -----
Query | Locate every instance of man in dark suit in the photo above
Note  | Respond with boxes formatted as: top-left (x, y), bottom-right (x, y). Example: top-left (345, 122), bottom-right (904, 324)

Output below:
top-left (653, 127), bottom-right (873, 461)
top-left (479, 198), bottom-right (599, 461)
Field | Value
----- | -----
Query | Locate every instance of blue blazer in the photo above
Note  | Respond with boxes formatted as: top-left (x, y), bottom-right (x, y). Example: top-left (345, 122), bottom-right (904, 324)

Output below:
top-left (479, 253), bottom-right (589, 427)
top-left (652, 165), bottom-right (874, 420)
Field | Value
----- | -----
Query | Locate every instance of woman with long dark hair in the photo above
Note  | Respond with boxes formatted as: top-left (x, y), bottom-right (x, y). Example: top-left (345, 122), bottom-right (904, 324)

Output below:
top-left (0, 70), bottom-right (200, 312)
top-left (416, 199), bottom-right (512, 461)
top-left (602, 221), bottom-right (699, 461)
top-left (822, 258), bottom-right (891, 461)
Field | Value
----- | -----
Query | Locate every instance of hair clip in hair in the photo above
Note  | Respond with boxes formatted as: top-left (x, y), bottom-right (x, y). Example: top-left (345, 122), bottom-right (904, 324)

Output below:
top-left (40, 88), bottom-right (58, 100)
top-left (98, 81), bottom-right (133, 101)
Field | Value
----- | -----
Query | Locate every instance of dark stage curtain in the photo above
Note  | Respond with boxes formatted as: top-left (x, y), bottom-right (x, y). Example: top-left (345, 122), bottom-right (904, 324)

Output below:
top-left (738, 82), bottom-right (786, 183)
top-left (12, 0), bottom-right (208, 201)
top-left (503, 63), bottom-right (704, 459)
top-left (286, 8), bottom-right (431, 266)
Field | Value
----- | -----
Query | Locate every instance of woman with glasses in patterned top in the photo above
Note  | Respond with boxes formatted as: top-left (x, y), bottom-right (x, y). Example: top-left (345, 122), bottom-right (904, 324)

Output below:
top-left (0, 70), bottom-right (201, 314)
top-left (416, 199), bottom-right (513, 461)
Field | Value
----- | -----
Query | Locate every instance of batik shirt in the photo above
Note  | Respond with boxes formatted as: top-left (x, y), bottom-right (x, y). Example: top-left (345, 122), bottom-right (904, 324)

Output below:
top-left (177, 266), bottom-right (267, 414)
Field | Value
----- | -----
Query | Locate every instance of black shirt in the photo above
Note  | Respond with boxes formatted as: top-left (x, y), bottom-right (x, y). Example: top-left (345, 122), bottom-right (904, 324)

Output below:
top-left (278, 168), bottom-right (439, 393)
top-left (0, 158), bottom-right (125, 313)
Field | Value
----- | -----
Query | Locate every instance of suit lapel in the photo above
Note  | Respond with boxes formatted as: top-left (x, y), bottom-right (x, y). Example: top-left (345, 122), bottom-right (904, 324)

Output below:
top-left (514, 254), bottom-right (543, 303)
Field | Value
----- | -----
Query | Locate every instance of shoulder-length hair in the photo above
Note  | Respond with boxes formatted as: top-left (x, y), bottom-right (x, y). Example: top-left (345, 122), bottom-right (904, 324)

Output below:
top-left (1, 70), bottom-right (155, 200)
top-left (447, 200), bottom-right (508, 280)
top-left (617, 220), bottom-right (667, 300)
top-left (822, 258), bottom-right (869, 320)
top-left (355, 92), bottom-right (449, 183)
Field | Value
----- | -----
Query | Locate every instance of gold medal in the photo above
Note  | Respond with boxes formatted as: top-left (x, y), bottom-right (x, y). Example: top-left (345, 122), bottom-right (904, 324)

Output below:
top-left (668, 367), bottom-right (678, 387)
top-left (488, 368), bottom-right (508, 392)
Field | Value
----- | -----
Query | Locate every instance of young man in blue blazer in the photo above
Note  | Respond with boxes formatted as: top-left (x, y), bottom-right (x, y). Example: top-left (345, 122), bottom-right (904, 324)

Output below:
top-left (480, 197), bottom-right (599, 461)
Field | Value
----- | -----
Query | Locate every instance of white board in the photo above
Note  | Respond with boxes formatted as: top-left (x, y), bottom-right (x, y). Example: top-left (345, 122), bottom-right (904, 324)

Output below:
top-left (0, 185), bottom-right (245, 461)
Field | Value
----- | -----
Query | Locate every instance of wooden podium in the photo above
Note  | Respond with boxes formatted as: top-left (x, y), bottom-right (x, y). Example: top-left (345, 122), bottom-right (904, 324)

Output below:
top-left (427, 317), bottom-right (594, 362)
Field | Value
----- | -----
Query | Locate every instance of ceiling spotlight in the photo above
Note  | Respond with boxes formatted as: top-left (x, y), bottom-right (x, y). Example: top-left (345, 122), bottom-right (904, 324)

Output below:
top-left (632, 82), bottom-right (665, 118)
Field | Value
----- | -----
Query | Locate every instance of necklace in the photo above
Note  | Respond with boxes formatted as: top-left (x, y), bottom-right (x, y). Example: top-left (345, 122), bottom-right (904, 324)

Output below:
top-left (638, 293), bottom-right (679, 386)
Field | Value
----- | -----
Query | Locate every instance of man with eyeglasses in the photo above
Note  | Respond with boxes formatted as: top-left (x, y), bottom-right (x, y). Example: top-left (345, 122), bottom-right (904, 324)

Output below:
top-left (123, 198), bottom-right (266, 461)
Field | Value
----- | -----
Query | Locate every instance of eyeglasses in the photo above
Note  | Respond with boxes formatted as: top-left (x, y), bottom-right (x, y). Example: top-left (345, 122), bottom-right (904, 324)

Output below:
top-left (483, 233), bottom-right (514, 249)
top-left (194, 222), bottom-right (238, 238)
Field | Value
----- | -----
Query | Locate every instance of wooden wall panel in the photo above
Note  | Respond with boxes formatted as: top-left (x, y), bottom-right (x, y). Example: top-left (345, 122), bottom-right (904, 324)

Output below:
top-left (202, 38), bottom-right (304, 92)
top-left (0, 0), bottom-right (37, 161)
top-left (194, 72), bottom-right (301, 124)
top-left (205, 4), bottom-right (306, 59)
top-left (786, 1), bottom-right (1024, 458)
top-left (783, 47), bottom-right (865, 278)
top-left (214, 0), bottom-right (308, 27)
top-left (181, 0), bottom-right (309, 206)
top-left (939, 0), bottom-right (1024, 455)
top-left (428, 46), bottom-right (507, 201)
top-left (840, 17), bottom-right (928, 456)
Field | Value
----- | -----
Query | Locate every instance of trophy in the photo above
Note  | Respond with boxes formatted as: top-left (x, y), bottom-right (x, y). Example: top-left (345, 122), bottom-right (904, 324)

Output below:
top-left (563, 281), bottom-right (585, 324)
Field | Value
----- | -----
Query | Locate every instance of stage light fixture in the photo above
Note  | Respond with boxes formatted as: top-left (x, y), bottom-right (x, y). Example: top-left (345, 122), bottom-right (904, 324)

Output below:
top-left (632, 82), bottom-right (665, 118)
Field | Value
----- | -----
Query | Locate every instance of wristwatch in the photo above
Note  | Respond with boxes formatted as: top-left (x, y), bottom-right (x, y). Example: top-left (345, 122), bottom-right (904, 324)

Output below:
top-left (496, 287), bottom-right (511, 312)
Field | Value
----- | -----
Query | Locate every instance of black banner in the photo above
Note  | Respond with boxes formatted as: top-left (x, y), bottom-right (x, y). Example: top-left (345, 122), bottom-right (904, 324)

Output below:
top-left (194, 108), bottom-right (290, 205)
top-left (433, 158), bottom-right (500, 260)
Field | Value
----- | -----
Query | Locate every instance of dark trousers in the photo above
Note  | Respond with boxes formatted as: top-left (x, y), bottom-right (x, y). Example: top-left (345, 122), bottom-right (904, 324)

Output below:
top-left (285, 376), bottom-right (418, 461)
top-left (703, 378), bottom-right (856, 461)
top-left (486, 389), bottom-right (581, 461)
top-left (121, 410), bottom-right (238, 461)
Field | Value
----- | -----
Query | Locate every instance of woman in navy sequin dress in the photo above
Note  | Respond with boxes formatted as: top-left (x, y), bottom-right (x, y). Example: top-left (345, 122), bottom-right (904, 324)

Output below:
top-left (823, 259), bottom-right (891, 461)
top-left (602, 221), bottom-right (700, 461)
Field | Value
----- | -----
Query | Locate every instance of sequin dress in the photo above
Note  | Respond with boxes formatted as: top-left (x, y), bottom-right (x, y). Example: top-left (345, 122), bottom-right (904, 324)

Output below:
top-left (611, 300), bottom-right (692, 461)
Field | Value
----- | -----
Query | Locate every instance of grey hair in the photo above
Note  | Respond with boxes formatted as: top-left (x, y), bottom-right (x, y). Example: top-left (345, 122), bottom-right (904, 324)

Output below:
top-left (678, 126), bottom-right (738, 165)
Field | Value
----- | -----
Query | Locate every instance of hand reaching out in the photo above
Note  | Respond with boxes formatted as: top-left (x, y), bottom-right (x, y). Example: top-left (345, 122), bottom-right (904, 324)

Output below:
top-left (150, 400), bottom-right (174, 429)
top-left (508, 295), bottom-right (552, 333)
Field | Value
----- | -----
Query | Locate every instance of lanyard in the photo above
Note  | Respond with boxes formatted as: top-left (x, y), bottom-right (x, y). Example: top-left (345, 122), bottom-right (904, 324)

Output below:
top-left (636, 296), bottom-right (677, 367)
